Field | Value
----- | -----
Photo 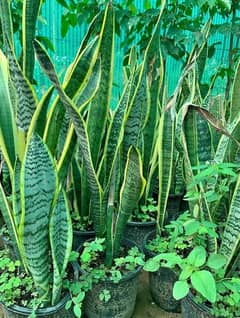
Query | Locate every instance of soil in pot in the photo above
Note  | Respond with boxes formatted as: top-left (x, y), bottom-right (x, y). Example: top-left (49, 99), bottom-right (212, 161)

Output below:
top-left (181, 293), bottom-right (213, 318)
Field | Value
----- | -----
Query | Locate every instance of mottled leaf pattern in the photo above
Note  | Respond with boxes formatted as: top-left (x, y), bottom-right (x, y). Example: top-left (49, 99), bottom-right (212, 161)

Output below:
top-left (12, 159), bottom-right (21, 227)
top-left (220, 175), bottom-right (240, 272)
top-left (50, 189), bottom-right (72, 305)
top-left (22, 0), bottom-right (43, 81)
top-left (33, 39), bottom-right (104, 237)
top-left (157, 110), bottom-right (175, 229)
top-left (7, 43), bottom-right (37, 133)
top-left (113, 147), bottom-right (146, 256)
top-left (20, 133), bottom-right (57, 301)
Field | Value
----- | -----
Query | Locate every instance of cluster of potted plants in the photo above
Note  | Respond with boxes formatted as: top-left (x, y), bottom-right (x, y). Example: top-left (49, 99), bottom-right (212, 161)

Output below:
top-left (0, 0), bottom-right (240, 318)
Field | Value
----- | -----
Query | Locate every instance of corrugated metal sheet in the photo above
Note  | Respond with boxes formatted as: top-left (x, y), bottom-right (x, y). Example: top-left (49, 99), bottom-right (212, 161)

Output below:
top-left (36, 1), bottom-right (239, 101)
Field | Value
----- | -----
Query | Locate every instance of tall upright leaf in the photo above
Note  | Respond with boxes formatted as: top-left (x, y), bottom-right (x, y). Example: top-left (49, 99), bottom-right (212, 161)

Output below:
top-left (50, 189), bottom-right (72, 305)
top-left (99, 73), bottom-right (135, 187)
top-left (157, 110), bottom-right (175, 229)
top-left (19, 134), bottom-right (57, 302)
top-left (0, 49), bottom-right (17, 173)
top-left (87, 3), bottom-right (114, 168)
top-left (33, 39), bottom-right (104, 237)
top-left (22, 0), bottom-right (43, 81)
top-left (7, 41), bottom-right (37, 155)
top-left (57, 58), bottom-right (101, 184)
top-left (0, 0), bottom-right (14, 48)
top-left (220, 175), bottom-right (240, 272)
top-left (113, 147), bottom-right (146, 257)
top-left (143, 17), bottom-right (164, 184)
top-left (44, 37), bottom-right (99, 155)
top-left (123, 4), bottom-right (165, 173)
top-left (12, 160), bottom-right (21, 227)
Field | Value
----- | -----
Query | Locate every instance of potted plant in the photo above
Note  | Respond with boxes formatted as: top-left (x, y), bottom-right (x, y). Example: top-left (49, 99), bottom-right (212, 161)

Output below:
top-left (33, 2), bottom-right (169, 315)
top-left (124, 198), bottom-right (158, 250)
top-left (0, 0), bottom-right (102, 314)
top-left (150, 239), bottom-right (240, 318)
top-left (0, 125), bottom-right (74, 316)
top-left (163, 121), bottom-right (240, 317)
top-left (122, 10), bottom-right (164, 248)
top-left (0, 0), bottom-right (106, 252)
top-left (143, 207), bottom-right (218, 313)
top-left (63, 237), bottom-right (145, 318)
top-left (146, 241), bottom-right (238, 318)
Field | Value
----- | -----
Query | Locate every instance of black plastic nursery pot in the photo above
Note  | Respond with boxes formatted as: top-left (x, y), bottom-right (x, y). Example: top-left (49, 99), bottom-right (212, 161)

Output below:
top-left (143, 231), bottom-right (181, 313)
top-left (1, 294), bottom-right (74, 318)
top-left (81, 239), bottom-right (143, 318)
top-left (72, 229), bottom-right (95, 251)
top-left (124, 220), bottom-right (156, 250)
top-left (83, 264), bottom-right (142, 318)
top-left (149, 266), bottom-right (181, 313)
top-left (181, 292), bottom-right (213, 318)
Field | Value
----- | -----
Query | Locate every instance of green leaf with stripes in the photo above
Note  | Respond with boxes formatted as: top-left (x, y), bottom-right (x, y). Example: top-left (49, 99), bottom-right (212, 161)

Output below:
top-left (157, 110), bottom-right (175, 229)
top-left (22, 0), bottom-right (43, 81)
top-left (0, 0), bottom-right (14, 48)
top-left (196, 114), bottom-right (213, 164)
top-left (123, 67), bottom-right (148, 162)
top-left (99, 73), bottom-right (135, 187)
top-left (142, 16), bottom-right (164, 186)
top-left (183, 107), bottom-right (199, 169)
top-left (57, 58), bottom-right (101, 183)
top-left (0, 49), bottom-right (17, 173)
top-left (76, 58), bottom-right (101, 111)
top-left (33, 39), bottom-right (104, 237)
top-left (122, 7), bottom-right (166, 177)
top-left (12, 159), bottom-right (21, 228)
top-left (72, 158), bottom-right (82, 217)
top-left (44, 37), bottom-right (99, 155)
top-left (20, 133), bottom-right (57, 303)
top-left (7, 41), bottom-right (37, 136)
top-left (87, 3), bottom-right (114, 168)
top-left (113, 147), bottom-right (146, 257)
top-left (50, 189), bottom-right (72, 305)
top-left (220, 174), bottom-right (240, 272)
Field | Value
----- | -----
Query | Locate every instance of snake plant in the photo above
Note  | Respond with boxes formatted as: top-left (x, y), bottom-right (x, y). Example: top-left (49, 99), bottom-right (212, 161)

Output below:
top-left (33, 1), bottom-right (157, 266)
top-left (178, 52), bottom-right (240, 277)
top-left (0, 46), bottom-right (73, 306)
top-left (0, 0), bottom-right (104, 306)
